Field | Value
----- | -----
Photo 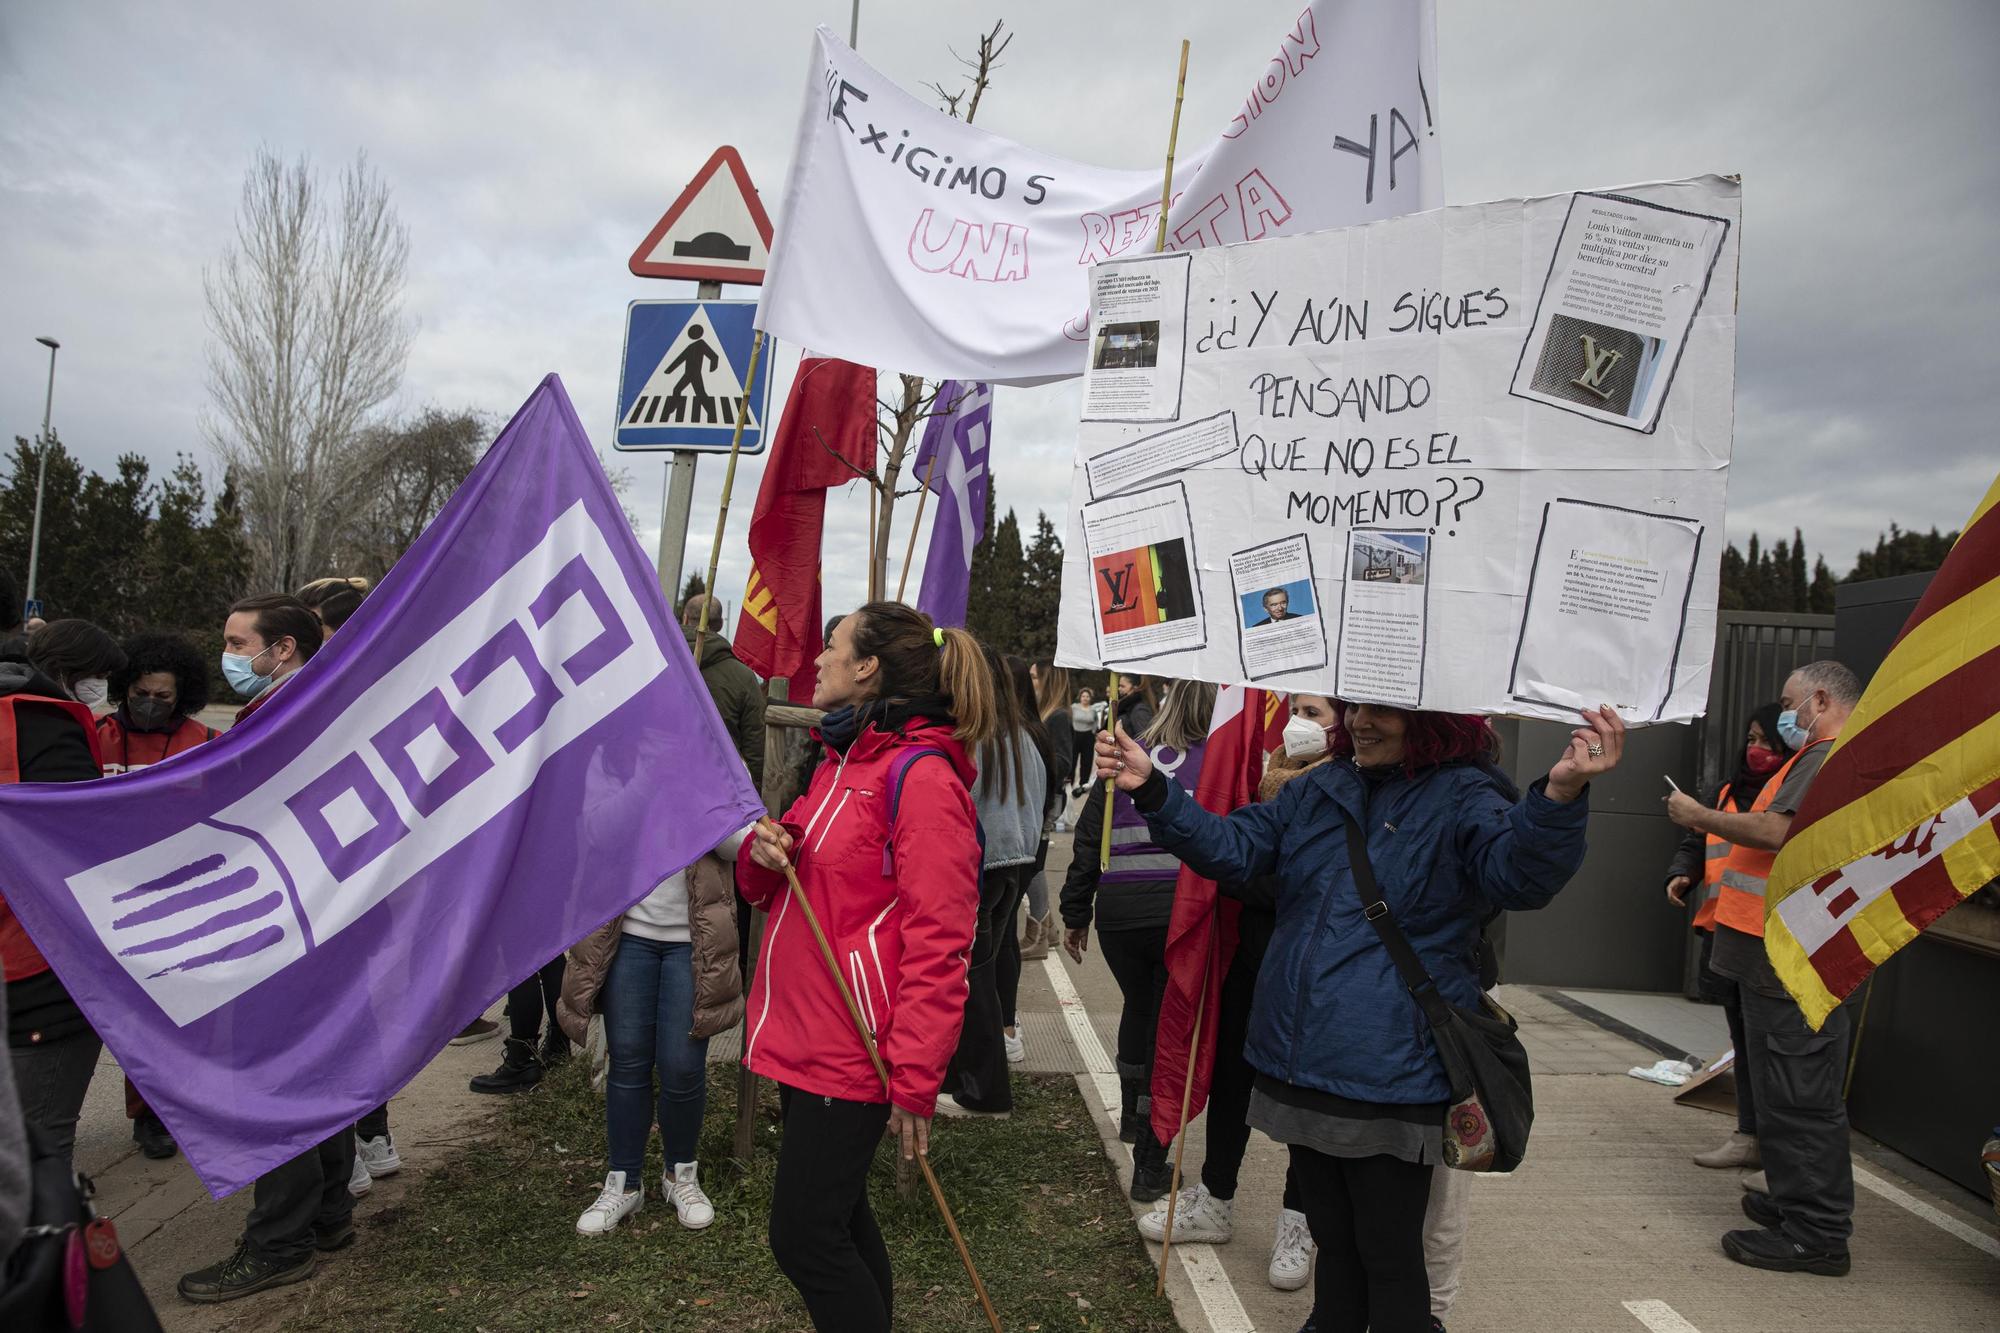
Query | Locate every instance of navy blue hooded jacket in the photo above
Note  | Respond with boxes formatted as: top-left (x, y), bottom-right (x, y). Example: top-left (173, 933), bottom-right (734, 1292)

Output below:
top-left (1136, 757), bottom-right (1589, 1105)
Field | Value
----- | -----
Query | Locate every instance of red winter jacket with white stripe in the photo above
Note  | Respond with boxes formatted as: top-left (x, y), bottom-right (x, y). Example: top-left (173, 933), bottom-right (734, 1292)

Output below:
top-left (738, 714), bottom-right (981, 1115)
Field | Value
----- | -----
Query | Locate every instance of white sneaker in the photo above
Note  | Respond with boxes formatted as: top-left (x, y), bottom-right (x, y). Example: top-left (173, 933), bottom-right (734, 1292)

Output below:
top-left (934, 1092), bottom-right (1009, 1120)
top-left (1268, 1207), bottom-right (1314, 1291)
top-left (356, 1134), bottom-right (401, 1178)
top-left (576, 1171), bottom-right (643, 1236)
top-left (1137, 1182), bottom-right (1233, 1243)
top-left (667, 1161), bottom-right (714, 1230)
top-left (1004, 1030), bottom-right (1025, 1063)
top-left (346, 1152), bottom-right (372, 1197)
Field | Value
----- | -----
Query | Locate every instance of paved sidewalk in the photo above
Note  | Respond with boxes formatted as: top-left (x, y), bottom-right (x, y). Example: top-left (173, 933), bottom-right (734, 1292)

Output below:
top-left (69, 794), bottom-right (2000, 1331)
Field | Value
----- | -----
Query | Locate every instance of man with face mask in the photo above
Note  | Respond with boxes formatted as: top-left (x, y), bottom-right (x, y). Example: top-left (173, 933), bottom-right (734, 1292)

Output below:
top-left (180, 594), bottom-right (342, 1304)
top-left (1667, 659), bottom-right (1862, 1277)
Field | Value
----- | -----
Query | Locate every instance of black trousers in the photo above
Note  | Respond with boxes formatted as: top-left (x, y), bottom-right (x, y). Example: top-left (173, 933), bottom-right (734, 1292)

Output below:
top-left (1742, 985), bottom-right (1853, 1249)
top-left (356, 1103), bottom-right (390, 1142)
top-left (770, 1086), bottom-right (894, 1332)
top-left (1202, 943), bottom-right (1301, 1211)
top-left (1071, 731), bottom-right (1094, 786)
top-left (1696, 930), bottom-right (1758, 1136)
top-left (505, 954), bottom-right (568, 1042)
top-left (245, 1130), bottom-right (357, 1264)
top-left (1288, 1145), bottom-right (1433, 1333)
top-left (946, 863), bottom-right (1029, 1112)
top-left (1097, 923), bottom-right (1170, 1086)
top-left (998, 840), bottom-right (1052, 1029)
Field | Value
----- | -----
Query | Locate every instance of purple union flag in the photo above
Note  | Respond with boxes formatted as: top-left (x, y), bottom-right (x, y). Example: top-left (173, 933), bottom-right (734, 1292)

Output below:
top-left (0, 375), bottom-right (767, 1196)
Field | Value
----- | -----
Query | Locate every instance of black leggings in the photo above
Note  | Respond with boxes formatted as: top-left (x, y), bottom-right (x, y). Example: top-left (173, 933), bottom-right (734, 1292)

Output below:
top-left (946, 863), bottom-right (1029, 1112)
top-left (1072, 731), bottom-right (1095, 786)
top-left (1202, 938), bottom-right (1301, 1211)
top-left (770, 1086), bottom-right (894, 1332)
top-left (505, 954), bottom-right (567, 1042)
top-left (1288, 1145), bottom-right (1433, 1333)
top-left (1096, 923), bottom-right (1169, 1082)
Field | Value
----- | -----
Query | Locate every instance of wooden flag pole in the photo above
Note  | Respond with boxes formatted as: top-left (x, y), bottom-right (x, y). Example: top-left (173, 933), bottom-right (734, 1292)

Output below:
top-left (896, 446), bottom-right (943, 604)
top-left (1156, 914), bottom-right (1214, 1296)
top-left (695, 328), bottom-right (768, 661)
top-left (758, 821), bottom-right (1004, 1333)
top-left (1102, 37), bottom-right (1190, 875)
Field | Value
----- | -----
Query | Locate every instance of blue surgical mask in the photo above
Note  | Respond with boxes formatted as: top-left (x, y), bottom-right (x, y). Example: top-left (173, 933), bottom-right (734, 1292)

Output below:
top-left (1775, 705), bottom-right (1811, 750)
top-left (222, 647), bottom-right (273, 700)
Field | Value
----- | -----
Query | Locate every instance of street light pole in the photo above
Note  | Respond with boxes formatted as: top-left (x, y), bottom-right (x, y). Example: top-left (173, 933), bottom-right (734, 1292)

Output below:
top-left (24, 335), bottom-right (59, 613)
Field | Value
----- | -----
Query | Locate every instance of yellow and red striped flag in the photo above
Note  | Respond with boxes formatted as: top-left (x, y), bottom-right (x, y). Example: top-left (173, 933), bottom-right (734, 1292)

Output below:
top-left (1766, 469), bottom-right (2000, 1028)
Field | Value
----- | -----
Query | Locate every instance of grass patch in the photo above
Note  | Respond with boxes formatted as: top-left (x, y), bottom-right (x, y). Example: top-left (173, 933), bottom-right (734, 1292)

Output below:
top-left (287, 1063), bottom-right (1178, 1331)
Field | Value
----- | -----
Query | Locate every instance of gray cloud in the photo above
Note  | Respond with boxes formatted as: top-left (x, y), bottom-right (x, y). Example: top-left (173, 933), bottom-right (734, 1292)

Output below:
top-left (2, 0), bottom-right (1994, 627)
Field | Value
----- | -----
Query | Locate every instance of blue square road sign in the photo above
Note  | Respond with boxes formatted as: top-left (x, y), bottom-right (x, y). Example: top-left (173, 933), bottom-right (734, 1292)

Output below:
top-left (614, 300), bottom-right (774, 454)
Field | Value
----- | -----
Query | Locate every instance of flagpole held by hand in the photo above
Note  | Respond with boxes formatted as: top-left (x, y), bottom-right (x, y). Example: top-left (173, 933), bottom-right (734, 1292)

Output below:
top-left (1104, 36), bottom-right (1190, 878)
top-left (695, 328), bottom-right (767, 661)
top-left (753, 819), bottom-right (1003, 1333)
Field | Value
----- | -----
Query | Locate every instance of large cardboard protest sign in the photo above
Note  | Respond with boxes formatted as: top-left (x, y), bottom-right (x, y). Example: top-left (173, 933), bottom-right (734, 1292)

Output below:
top-left (756, 1), bottom-right (1439, 385)
top-left (1054, 176), bottom-right (1739, 724)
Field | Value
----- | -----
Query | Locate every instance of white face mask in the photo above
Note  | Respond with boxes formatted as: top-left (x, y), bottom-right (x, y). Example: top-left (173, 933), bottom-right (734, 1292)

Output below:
top-left (71, 676), bottom-right (110, 710)
top-left (1282, 714), bottom-right (1330, 759)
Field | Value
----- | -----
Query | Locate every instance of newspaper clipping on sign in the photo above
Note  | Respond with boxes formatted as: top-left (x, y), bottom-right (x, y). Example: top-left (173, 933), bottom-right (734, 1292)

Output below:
top-left (1054, 175), bottom-right (1738, 723)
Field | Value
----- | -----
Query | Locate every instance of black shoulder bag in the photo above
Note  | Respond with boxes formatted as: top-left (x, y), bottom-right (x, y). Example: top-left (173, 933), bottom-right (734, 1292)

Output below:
top-left (1338, 808), bottom-right (1534, 1172)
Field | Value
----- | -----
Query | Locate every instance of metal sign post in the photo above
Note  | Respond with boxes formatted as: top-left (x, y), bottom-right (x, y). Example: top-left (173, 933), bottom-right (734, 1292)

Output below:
top-left (654, 279), bottom-right (722, 606)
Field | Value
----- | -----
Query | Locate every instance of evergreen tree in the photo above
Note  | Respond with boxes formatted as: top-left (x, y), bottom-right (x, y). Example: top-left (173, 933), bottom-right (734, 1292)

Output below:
top-left (678, 571), bottom-right (706, 617)
top-left (1848, 524), bottom-right (1958, 582)
top-left (1788, 527), bottom-right (1810, 610)
top-left (1018, 512), bottom-right (1064, 660)
top-left (1808, 556), bottom-right (1838, 614)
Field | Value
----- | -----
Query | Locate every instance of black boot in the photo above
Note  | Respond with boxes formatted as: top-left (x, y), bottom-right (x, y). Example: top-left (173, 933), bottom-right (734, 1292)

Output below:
top-left (133, 1111), bottom-right (178, 1159)
top-left (1130, 1129), bottom-right (1173, 1203)
top-left (539, 1025), bottom-right (571, 1069)
top-left (1119, 1078), bottom-right (1143, 1145)
top-left (469, 1037), bottom-right (544, 1094)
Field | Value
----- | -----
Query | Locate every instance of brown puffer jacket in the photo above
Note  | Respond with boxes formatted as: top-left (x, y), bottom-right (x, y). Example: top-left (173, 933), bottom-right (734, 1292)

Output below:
top-left (557, 851), bottom-right (745, 1045)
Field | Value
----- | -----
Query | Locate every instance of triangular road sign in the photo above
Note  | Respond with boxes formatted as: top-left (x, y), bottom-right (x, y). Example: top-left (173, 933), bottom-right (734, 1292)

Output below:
top-left (629, 146), bottom-right (774, 285)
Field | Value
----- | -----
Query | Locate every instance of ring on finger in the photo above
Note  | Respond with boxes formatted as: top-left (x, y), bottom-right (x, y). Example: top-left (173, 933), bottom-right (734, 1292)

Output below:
top-left (1586, 744), bottom-right (1604, 758)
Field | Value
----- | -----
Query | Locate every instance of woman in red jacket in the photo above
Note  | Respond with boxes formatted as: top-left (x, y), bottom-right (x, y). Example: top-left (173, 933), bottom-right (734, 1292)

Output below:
top-left (740, 601), bottom-right (996, 1333)
top-left (96, 632), bottom-right (218, 776)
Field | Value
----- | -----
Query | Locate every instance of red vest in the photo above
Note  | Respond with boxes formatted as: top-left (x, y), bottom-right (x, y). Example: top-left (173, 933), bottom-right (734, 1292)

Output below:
top-left (95, 713), bottom-right (217, 774)
top-left (0, 693), bottom-right (104, 983)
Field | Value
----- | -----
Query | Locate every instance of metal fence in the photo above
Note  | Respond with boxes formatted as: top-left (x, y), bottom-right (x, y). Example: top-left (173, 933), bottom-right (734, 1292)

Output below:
top-left (1694, 612), bottom-right (1838, 790)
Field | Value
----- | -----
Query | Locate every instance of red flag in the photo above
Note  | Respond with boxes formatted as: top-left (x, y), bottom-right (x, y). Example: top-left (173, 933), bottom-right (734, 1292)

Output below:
top-left (1151, 686), bottom-right (1284, 1145)
top-left (734, 356), bottom-right (876, 699)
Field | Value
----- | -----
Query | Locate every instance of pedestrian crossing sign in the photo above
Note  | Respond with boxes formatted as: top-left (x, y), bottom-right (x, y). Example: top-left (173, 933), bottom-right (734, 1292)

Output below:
top-left (613, 299), bottom-right (775, 453)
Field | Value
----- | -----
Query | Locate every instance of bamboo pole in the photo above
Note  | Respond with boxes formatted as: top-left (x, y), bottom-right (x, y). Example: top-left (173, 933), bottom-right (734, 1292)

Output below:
top-left (758, 821), bottom-right (1003, 1333)
top-left (1102, 38), bottom-right (1190, 874)
top-left (1156, 920), bottom-right (1213, 1296)
top-left (694, 329), bottom-right (767, 661)
top-left (896, 445), bottom-right (943, 603)
top-left (867, 473), bottom-right (881, 600)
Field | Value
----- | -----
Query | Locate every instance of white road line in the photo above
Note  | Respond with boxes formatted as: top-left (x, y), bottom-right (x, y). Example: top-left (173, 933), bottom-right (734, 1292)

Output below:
top-left (1623, 1298), bottom-right (1703, 1332)
top-left (1039, 953), bottom-right (1255, 1333)
top-left (1853, 1161), bottom-right (2000, 1259)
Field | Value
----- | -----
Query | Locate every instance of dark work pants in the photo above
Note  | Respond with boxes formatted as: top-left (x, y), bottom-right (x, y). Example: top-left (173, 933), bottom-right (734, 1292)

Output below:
top-left (1288, 1145), bottom-right (1433, 1333)
top-left (1696, 930), bottom-right (1758, 1136)
top-left (1741, 985), bottom-right (1853, 1250)
top-left (770, 1086), bottom-right (894, 1332)
top-left (1097, 922), bottom-right (1170, 1088)
top-left (946, 863), bottom-right (1028, 1112)
top-left (1202, 943), bottom-right (1301, 1212)
top-left (505, 954), bottom-right (568, 1042)
top-left (246, 1131), bottom-right (357, 1264)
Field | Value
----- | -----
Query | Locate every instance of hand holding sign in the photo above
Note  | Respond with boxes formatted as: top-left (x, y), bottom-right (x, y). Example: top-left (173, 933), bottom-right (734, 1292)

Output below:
top-left (1094, 724), bottom-right (1152, 793)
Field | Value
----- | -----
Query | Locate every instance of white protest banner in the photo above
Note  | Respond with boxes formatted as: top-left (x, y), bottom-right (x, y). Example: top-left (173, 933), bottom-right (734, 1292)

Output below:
top-left (755, 1), bottom-right (1439, 385)
top-left (1055, 176), bottom-right (1740, 724)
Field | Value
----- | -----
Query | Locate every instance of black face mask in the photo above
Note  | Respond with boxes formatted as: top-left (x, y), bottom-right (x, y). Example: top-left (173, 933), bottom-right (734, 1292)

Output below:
top-left (127, 696), bottom-right (176, 731)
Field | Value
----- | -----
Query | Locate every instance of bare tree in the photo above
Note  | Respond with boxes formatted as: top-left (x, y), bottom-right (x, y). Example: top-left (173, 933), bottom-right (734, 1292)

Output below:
top-left (330, 406), bottom-right (488, 582)
top-left (204, 148), bottom-right (412, 591)
top-left (865, 22), bottom-right (1013, 601)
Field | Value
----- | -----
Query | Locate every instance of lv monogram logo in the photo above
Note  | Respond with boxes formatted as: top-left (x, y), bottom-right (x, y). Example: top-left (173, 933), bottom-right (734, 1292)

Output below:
top-left (1098, 563), bottom-right (1136, 611)
top-left (1570, 334), bottom-right (1624, 400)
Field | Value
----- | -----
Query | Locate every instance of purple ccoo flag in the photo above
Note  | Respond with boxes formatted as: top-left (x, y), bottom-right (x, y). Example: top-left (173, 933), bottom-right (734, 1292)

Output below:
top-left (0, 376), bottom-right (766, 1196)
top-left (911, 380), bottom-right (993, 627)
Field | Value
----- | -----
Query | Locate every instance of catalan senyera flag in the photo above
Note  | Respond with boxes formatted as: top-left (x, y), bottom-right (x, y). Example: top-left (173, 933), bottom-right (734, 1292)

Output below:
top-left (734, 356), bottom-right (876, 700)
top-left (1767, 470), bottom-right (2000, 1029)
top-left (1150, 687), bottom-right (1288, 1146)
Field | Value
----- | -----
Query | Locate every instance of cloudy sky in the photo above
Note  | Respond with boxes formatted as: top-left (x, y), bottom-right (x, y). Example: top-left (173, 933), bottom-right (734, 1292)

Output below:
top-left (2, 1), bottom-right (1995, 625)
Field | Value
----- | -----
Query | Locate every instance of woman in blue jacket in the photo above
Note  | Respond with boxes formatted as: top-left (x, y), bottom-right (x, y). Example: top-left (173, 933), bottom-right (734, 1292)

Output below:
top-left (1095, 701), bottom-right (1624, 1333)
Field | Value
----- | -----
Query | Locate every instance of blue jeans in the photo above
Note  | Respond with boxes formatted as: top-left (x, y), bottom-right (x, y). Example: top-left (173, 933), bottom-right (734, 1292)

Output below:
top-left (602, 935), bottom-right (710, 1176)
